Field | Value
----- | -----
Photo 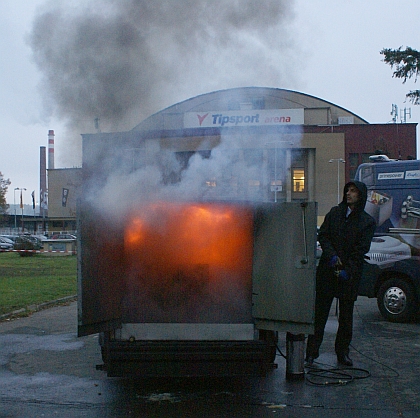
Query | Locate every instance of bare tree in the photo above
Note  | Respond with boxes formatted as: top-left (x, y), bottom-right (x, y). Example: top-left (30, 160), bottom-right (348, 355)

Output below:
top-left (0, 172), bottom-right (11, 214)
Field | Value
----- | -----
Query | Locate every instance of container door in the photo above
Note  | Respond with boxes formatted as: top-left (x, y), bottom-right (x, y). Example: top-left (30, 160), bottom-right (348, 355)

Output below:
top-left (77, 202), bottom-right (125, 337)
top-left (252, 202), bottom-right (317, 335)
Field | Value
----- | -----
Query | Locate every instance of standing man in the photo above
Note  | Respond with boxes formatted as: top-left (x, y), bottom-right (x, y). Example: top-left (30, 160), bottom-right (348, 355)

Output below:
top-left (306, 181), bottom-right (376, 366)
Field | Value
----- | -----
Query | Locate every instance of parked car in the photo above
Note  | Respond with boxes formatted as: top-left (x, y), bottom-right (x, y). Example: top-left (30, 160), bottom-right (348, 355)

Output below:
top-left (13, 235), bottom-right (43, 256)
top-left (32, 234), bottom-right (48, 242)
top-left (0, 237), bottom-right (14, 251)
top-left (0, 234), bottom-right (18, 243)
top-left (50, 234), bottom-right (77, 240)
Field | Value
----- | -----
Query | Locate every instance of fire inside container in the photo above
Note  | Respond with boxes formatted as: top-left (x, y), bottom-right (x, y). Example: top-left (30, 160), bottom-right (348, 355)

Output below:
top-left (78, 130), bottom-right (317, 378)
top-left (78, 198), bottom-right (316, 377)
top-left (122, 202), bottom-right (254, 324)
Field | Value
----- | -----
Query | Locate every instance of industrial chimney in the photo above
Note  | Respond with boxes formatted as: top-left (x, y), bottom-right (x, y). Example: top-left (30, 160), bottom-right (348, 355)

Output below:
top-left (48, 129), bottom-right (55, 170)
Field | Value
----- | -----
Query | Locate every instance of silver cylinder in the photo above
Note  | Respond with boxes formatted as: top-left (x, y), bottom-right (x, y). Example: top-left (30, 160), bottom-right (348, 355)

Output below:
top-left (285, 332), bottom-right (305, 380)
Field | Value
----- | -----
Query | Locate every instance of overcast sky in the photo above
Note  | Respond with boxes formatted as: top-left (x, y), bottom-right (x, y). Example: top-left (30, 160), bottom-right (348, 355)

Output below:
top-left (1, 0), bottom-right (419, 206)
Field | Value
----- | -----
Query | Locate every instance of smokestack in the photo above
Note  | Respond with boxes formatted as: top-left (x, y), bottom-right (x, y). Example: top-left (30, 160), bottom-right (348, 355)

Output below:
top-left (48, 130), bottom-right (55, 170)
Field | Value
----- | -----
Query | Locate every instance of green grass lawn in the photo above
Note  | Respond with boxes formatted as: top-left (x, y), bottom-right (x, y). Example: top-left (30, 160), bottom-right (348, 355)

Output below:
top-left (0, 252), bottom-right (77, 315)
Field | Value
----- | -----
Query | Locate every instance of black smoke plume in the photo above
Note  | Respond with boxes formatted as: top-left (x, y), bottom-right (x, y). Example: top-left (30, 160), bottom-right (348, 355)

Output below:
top-left (29, 0), bottom-right (297, 164)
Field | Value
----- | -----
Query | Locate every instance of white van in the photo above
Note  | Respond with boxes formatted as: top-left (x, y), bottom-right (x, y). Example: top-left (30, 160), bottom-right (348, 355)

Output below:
top-left (356, 158), bottom-right (420, 322)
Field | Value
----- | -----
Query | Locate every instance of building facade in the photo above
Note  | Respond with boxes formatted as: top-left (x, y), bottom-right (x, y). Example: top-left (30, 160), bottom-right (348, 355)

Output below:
top-left (47, 87), bottom-right (417, 225)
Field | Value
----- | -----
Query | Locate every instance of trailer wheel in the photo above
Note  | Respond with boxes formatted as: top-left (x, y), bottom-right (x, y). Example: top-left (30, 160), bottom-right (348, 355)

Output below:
top-left (377, 278), bottom-right (418, 323)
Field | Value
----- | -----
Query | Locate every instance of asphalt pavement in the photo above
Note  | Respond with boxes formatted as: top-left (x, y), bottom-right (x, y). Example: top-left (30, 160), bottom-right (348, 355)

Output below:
top-left (0, 297), bottom-right (419, 417)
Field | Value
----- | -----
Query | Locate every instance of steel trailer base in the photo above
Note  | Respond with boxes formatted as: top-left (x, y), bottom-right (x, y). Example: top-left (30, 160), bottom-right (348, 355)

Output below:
top-left (99, 340), bottom-right (276, 378)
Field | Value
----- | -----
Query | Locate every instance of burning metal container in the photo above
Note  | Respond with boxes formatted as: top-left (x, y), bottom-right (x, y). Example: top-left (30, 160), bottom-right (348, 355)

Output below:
top-left (77, 132), bottom-right (316, 378)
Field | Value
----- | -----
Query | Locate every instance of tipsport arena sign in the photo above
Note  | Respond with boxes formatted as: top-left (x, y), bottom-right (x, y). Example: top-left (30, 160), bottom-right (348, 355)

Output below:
top-left (184, 109), bottom-right (304, 128)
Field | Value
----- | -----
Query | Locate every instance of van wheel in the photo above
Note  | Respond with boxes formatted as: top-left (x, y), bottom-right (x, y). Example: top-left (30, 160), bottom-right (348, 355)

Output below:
top-left (377, 278), bottom-right (418, 323)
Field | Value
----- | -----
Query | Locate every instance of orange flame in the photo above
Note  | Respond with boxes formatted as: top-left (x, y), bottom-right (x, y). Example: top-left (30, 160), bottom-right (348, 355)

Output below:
top-left (125, 202), bottom-right (253, 277)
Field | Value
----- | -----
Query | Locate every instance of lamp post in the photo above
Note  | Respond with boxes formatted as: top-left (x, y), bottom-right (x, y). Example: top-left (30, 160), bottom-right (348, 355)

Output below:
top-left (329, 158), bottom-right (345, 204)
top-left (13, 188), bottom-right (18, 230)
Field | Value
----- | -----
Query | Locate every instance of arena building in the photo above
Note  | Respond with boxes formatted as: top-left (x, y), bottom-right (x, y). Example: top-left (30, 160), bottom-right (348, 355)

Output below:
top-left (45, 87), bottom-right (416, 228)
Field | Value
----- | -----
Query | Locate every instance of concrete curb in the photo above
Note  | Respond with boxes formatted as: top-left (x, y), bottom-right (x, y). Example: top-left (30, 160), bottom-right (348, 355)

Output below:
top-left (0, 295), bottom-right (77, 322)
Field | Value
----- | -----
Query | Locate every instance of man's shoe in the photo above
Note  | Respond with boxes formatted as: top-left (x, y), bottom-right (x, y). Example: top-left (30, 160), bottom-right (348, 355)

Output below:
top-left (337, 354), bottom-right (353, 367)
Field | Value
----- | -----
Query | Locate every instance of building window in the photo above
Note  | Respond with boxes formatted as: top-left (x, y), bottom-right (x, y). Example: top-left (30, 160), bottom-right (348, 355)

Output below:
top-left (361, 153), bottom-right (372, 164)
top-left (349, 153), bottom-right (359, 167)
top-left (291, 149), bottom-right (307, 194)
top-left (349, 153), bottom-right (359, 182)
top-left (293, 169), bottom-right (305, 192)
top-left (228, 97), bottom-right (265, 110)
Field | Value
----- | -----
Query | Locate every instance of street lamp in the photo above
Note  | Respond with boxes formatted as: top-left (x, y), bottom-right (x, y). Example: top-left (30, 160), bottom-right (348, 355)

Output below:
top-left (329, 158), bottom-right (345, 204)
top-left (13, 188), bottom-right (18, 229)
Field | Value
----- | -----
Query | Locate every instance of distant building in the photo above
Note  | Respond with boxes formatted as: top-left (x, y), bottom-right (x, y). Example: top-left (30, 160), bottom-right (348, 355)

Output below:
top-left (46, 87), bottom-right (417, 226)
top-left (46, 168), bottom-right (81, 232)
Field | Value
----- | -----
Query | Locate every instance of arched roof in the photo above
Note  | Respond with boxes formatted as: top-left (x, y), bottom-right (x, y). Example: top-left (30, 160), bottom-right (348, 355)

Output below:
top-left (133, 87), bottom-right (368, 131)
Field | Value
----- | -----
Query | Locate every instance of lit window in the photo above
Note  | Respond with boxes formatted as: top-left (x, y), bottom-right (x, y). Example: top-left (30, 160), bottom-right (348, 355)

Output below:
top-left (293, 169), bottom-right (305, 192)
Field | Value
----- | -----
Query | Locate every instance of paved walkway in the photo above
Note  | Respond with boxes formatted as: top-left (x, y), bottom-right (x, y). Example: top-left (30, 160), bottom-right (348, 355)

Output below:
top-left (0, 297), bottom-right (419, 417)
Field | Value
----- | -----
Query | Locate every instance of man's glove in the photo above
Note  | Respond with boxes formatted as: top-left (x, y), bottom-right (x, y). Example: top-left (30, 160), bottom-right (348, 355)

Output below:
top-left (338, 270), bottom-right (349, 281)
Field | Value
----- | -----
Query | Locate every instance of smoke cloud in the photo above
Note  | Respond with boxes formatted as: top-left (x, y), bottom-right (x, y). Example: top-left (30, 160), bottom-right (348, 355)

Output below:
top-left (33, 1), bottom-right (305, 325)
top-left (29, 0), bottom-right (298, 166)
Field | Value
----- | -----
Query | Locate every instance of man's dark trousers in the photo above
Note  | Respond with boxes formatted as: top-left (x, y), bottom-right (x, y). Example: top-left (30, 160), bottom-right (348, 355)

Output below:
top-left (306, 275), bottom-right (355, 358)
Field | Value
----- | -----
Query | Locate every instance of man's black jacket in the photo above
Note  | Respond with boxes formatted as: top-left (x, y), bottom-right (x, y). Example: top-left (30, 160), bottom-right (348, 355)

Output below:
top-left (317, 180), bottom-right (376, 300)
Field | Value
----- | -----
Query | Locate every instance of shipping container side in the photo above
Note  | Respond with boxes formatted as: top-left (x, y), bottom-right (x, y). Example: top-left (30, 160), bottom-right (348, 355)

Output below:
top-left (77, 132), bottom-right (317, 376)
